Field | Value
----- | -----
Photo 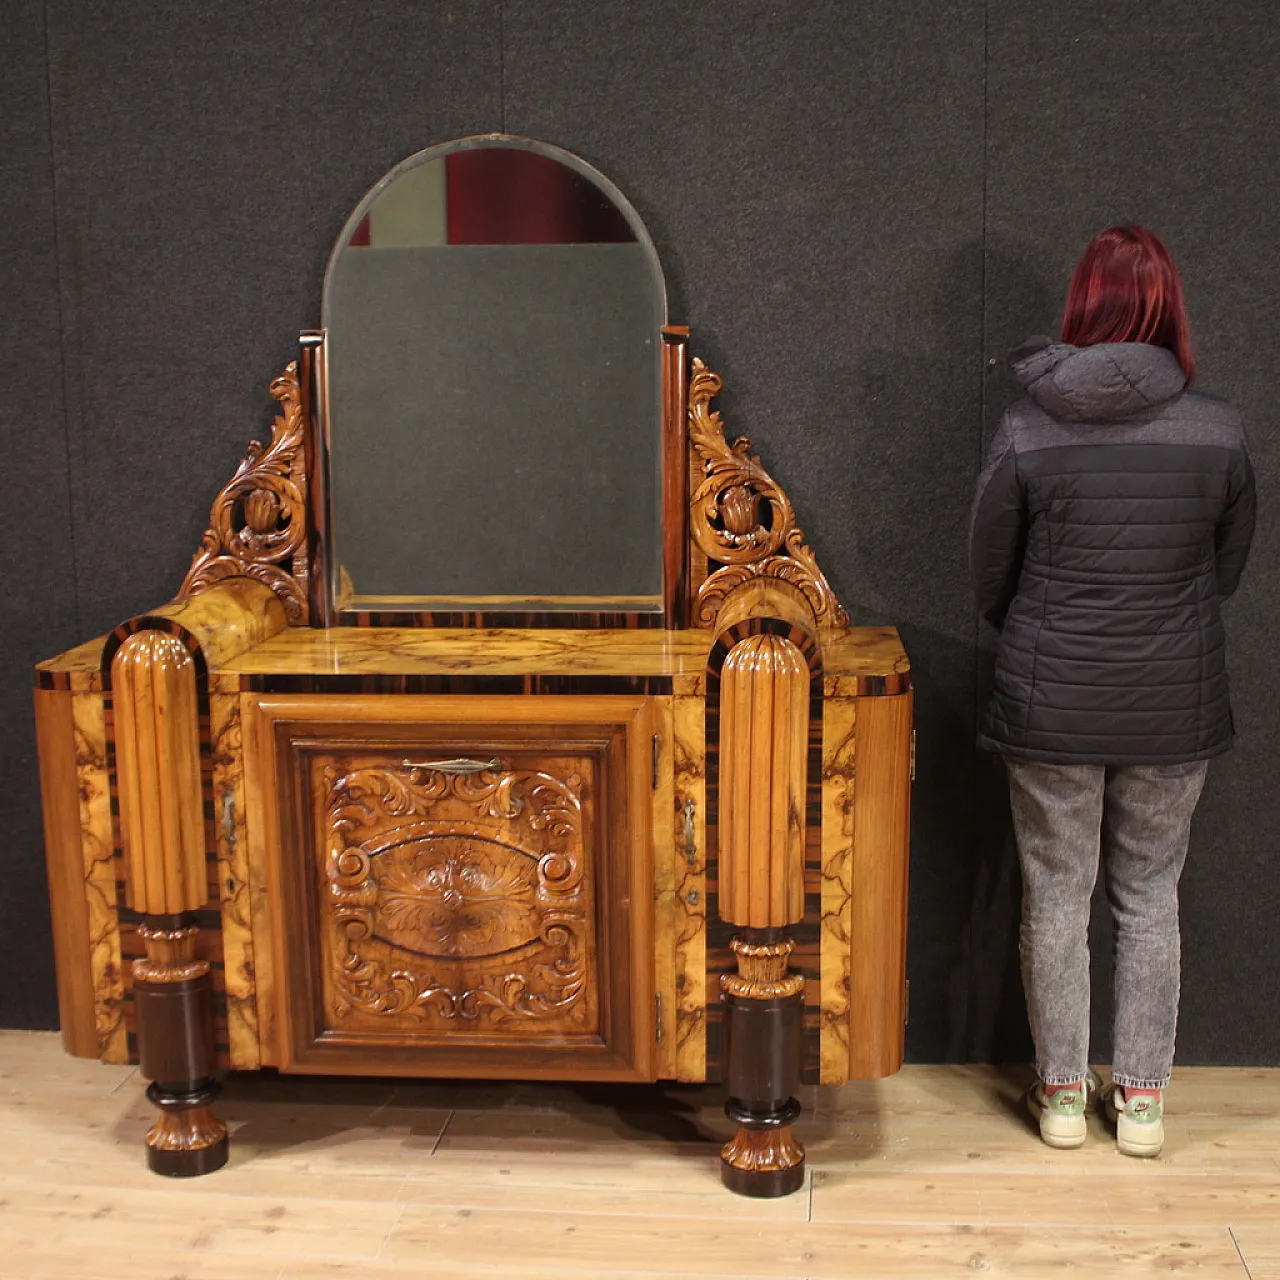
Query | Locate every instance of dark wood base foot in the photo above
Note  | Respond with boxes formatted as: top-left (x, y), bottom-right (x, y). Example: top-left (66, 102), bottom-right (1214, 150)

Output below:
top-left (719, 939), bottom-right (806, 1198)
top-left (134, 919), bottom-right (228, 1177)
top-left (143, 1083), bottom-right (228, 1178)
top-left (720, 1096), bottom-right (805, 1197)
top-left (720, 1147), bottom-right (806, 1198)
top-left (147, 1133), bottom-right (229, 1178)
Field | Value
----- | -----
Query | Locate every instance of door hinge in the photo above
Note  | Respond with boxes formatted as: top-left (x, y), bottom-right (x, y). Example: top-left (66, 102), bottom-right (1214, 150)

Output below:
top-left (652, 733), bottom-right (661, 790)
top-left (655, 991), bottom-right (664, 1043)
top-left (909, 729), bottom-right (917, 782)
top-left (903, 978), bottom-right (910, 1027)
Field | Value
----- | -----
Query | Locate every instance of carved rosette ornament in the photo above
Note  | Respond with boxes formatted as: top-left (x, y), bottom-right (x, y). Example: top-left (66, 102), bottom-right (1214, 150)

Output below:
top-left (688, 359), bottom-right (848, 629)
top-left (320, 760), bottom-right (593, 1030)
top-left (177, 362), bottom-right (310, 622)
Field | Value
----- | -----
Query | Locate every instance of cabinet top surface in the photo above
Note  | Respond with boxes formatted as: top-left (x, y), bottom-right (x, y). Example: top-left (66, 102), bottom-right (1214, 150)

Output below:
top-left (38, 625), bottom-right (910, 681)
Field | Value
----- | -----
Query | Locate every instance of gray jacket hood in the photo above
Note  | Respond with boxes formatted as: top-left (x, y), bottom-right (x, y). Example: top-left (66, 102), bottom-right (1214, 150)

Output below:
top-left (1009, 336), bottom-right (1187, 422)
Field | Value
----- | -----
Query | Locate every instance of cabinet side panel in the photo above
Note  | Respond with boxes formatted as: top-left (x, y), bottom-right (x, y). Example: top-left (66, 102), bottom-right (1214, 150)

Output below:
top-left (72, 690), bottom-right (126, 1061)
top-left (847, 690), bottom-right (913, 1078)
top-left (819, 694), bottom-right (857, 1084)
top-left (672, 691), bottom-right (707, 1081)
top-left (211, 676), bottom-right (259, 1068)
top-left (33, 687), bottom-right (96, 1057)
top-left (240, 692), bottom-right (281, 1066)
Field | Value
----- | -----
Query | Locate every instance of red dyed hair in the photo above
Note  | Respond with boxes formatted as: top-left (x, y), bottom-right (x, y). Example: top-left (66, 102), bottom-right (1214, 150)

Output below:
top-left (1061, 225), bottom-right (1195, 382)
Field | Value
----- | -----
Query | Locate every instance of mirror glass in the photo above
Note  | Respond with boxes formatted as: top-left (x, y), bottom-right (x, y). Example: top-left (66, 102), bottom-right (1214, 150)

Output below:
top-left (321, 135), bottom-right (667, 615)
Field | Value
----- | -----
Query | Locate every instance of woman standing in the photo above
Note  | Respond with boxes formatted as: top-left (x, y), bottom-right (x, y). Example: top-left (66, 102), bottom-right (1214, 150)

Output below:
top-left (971, 226), bottom-right (1255, 1156)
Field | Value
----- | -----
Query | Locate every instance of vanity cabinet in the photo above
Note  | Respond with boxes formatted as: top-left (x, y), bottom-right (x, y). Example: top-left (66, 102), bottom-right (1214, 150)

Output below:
top-left (33, 133), bottom-right (912, 1197)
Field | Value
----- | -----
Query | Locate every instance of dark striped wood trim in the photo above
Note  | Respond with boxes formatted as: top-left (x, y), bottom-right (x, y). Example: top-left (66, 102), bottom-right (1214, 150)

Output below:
top-left (338, 610), bottom-right (667, 629)
top-left (824, 672), bottom-right (914, 697)
top-left (244, 673), bottom-right (674, 696)
top-left (706, 616), bottom-right (823, 678)
top-left (101, 615), bottom-right (208, 689)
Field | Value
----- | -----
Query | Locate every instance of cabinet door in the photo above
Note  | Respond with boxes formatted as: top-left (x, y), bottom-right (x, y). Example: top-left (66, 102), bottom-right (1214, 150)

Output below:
top-left (244, 694), bottom-right (656, 1080)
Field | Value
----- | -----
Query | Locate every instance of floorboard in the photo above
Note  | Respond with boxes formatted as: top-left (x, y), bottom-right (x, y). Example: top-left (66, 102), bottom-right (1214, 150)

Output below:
top-left (2, 1031), bottom-right (1276, 1278)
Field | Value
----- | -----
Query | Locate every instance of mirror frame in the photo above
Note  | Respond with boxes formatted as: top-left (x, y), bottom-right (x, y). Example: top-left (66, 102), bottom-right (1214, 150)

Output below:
top-left (305, 133), bottom-right (685, 630)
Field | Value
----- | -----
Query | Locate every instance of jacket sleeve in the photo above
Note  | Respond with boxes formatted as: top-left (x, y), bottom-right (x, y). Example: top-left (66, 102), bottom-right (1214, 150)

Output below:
top-left (970, 413), bottom-right (1027, 630)
top-left (1215, 436), bottom-right (1257, 598)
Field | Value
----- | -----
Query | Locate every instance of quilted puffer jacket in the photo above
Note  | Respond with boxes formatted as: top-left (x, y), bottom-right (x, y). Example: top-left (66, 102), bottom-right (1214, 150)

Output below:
top-left (971, 337), bottom-right (1255, 764)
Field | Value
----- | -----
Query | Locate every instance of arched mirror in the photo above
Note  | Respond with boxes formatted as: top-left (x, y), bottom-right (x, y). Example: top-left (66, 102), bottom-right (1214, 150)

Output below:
top-left (320, 134), bottom-right (669, 620)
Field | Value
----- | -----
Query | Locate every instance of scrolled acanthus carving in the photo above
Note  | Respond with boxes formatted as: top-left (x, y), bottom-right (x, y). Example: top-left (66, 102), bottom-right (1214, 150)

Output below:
top-left (323, 762), bottom-right (589, 1025)
top-left (720, 1126), bottom-right (805, 1174)
top-left (177, 362), bottom-right (310, 622)
top-left (688, 359), bottom-right (848, 629)
top-left (719, 937), bottom-right (806, 1001)
top-left (146, 1107), bottom-right (227, 1154)
top-left (131, 923), bottom-right (210, 985)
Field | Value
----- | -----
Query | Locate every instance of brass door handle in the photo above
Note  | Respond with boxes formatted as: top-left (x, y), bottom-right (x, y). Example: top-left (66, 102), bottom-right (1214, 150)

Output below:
top-left (401, 757), bottom-right (504, 775)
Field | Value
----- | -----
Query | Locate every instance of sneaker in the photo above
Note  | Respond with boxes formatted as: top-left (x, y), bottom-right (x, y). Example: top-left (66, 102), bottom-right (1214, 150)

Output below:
top-left (1026, 1077), bottom-right (1093, 1149)
top-left (1104, 1085), bottom-right (1164, 1158)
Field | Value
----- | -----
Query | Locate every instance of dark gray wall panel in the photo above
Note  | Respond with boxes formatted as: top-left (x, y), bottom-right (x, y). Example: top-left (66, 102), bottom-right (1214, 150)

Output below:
top-left (6, 0), bottom-right (1280, 1067)
top-left (986, 1), bottom-right (1280, 1065)
top-left (0, 2), bottom-right (78, 1028)
top-left (502, 0), bottom-right (989, 1060)
top-left (45, 0), bottom-right (502, 638)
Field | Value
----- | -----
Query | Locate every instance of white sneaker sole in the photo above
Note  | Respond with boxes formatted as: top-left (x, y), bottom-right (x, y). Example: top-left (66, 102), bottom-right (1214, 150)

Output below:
top-left (1117, 1124), bottom-right (1164, 1158)
top-left (1105, 1090), bottom-right (1165, 1158)
top-left (1026, 1091), bottom-right (1087, 1149)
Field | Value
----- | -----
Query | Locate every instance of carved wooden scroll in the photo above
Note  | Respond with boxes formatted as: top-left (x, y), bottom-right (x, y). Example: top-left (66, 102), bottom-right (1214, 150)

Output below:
top-left (177, 362), bottom-right (310, 623)
top-left (688, 359), bottom-right (848, 630)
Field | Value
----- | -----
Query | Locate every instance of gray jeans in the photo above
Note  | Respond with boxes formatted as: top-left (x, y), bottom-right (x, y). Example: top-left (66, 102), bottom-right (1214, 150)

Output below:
top-left (1005, 758), bottom-right (1209, 1090)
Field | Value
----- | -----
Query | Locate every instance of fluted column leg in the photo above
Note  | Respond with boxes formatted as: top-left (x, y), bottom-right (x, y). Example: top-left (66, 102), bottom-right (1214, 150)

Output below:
top-left (716, 631), bottom-right (809, 1197)
top-left (113, 631), bottom-right (228, 1176)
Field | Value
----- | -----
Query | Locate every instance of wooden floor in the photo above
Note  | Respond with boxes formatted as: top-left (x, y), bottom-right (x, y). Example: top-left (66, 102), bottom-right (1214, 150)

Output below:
top-left (2, 1032), bottom-right (1278, 1278)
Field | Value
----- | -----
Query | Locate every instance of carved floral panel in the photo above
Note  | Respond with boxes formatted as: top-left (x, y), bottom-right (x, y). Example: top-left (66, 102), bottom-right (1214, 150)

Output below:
top-left (314, 755), bottom-right (598, 1039)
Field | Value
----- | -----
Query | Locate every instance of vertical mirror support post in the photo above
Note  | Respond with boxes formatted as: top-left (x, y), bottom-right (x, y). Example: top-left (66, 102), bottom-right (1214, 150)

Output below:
top-left (711, 581), bottom-right (818, 1197)
top-left (661, 326), bottom-right (690, 628)
top-left (299, 330), bottom-right (334, 628)
top-left (111, 631), bottom-right (228, 1176)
